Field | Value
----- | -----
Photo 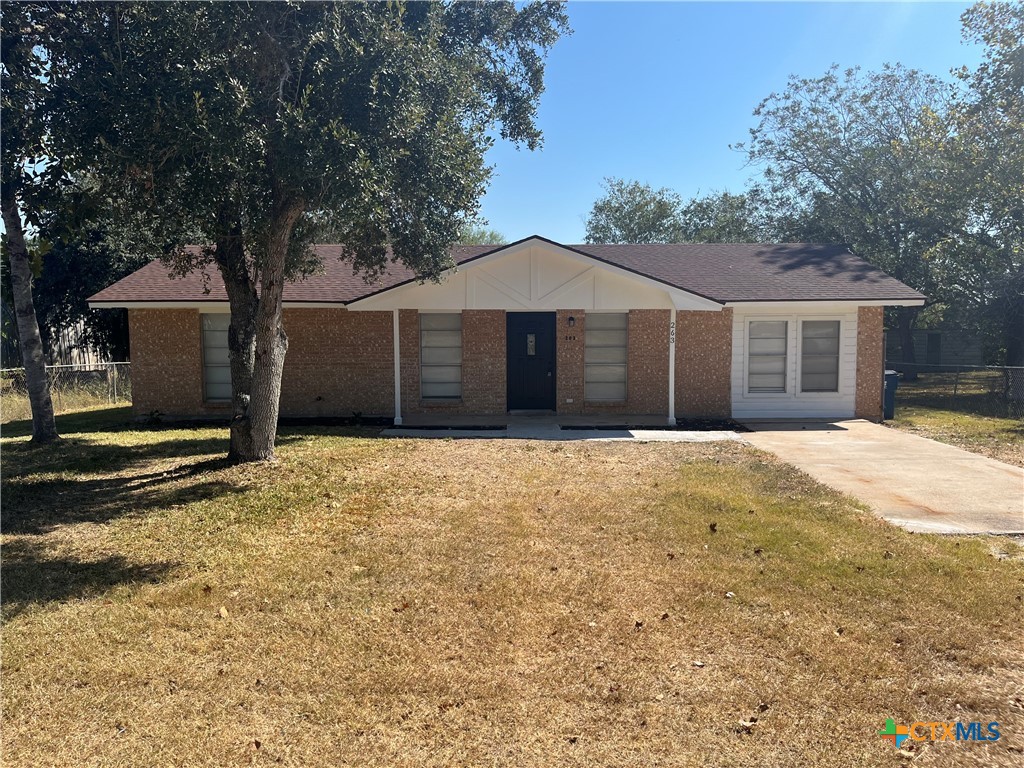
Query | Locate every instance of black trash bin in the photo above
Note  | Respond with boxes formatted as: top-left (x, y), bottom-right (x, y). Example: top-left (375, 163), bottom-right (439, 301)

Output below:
top-left (883, 370), bottom-right (899, 420)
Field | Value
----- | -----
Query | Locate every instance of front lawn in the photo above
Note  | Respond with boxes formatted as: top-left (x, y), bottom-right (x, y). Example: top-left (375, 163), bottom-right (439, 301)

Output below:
top-left (2, 409), bottom-right (1022, 766)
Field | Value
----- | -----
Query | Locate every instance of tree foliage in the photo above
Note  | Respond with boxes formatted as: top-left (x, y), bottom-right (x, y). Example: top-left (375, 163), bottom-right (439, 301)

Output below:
top-left (736, 64), bottom-right (956, 366)
top-left (585, 178), bottom-right (771, 244)
top-left (49, 1), bottom-right (568, 460)
top-left (458, 219), bottom-right (506, 245)
top-left (932, 1), bottom-right (1024, 365)
top-left (584, 178), bottom-right (683, 244)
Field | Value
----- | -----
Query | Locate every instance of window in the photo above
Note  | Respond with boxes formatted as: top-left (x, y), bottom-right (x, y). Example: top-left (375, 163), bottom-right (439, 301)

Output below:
top-left (201, 313), bottom-right (231, 402)
top-left (748, 320), bottom-right (787, 393)
top-left (801, 320), bottom-right (840, 392)
top-left (420, 313), bottom-right (462, 399)
top-left (585, 313), bottom-right (628, 402)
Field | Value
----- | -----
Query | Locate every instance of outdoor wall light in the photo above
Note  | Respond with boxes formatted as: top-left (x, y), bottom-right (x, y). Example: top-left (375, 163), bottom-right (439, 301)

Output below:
top-left (568, 316), bottom-right (576, 327)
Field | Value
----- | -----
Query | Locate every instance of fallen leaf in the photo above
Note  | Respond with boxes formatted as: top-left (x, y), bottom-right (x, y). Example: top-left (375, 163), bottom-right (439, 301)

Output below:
top-left (660, 612), bottom-right (670, 620)
top-left (709, 522), bottom-right (718, 533)
top-left (692, 661), bottom-right (705, 668)
top-left (737, 717), bottom-right (758, 732)
top-left (218, 606), bottom-right (229, 619)
top-left (725, 592), bottom-right (735, 599)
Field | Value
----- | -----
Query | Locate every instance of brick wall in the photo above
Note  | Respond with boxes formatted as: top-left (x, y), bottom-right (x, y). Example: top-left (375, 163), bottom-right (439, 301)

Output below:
top-left (128, 307), bottom-right (394, 420)
top-left (129, 308), bottom-right (208, 418)
top-left (556, 309), bottom-right (585, 414)
top-left (280, 308), bottom-right (393, 418)
top-left (623, 309), bottom-right (671, 414)
top-left (855, 306), bottom-right (884, 421)
top-left (399, 309), bottom-right (506, 416)
top-left (129, 305), bottom-right (738, 422)
top-left (676, 308), bottom-right (733, 419)
top-left (556, 309), bottom-right (671, 415)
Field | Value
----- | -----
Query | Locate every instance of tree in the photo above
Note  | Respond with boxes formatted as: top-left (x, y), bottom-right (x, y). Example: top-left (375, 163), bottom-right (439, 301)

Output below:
top-left (51, 1), bottom-right (568, 462)
top-left (677, 189), bottom-right (771, 243)
top-left (584, 178), bottom-right (684, 244)
top-left (737, 64), bottom-right (956, 370)
top-left (585, 179), bottom-right (775, 245)
top-left (1, 3), bottom-right (59, 442)
top-left (932, 1), bottom-right (1024, 367)
top-left (459, 219), bottom-right (505, 245)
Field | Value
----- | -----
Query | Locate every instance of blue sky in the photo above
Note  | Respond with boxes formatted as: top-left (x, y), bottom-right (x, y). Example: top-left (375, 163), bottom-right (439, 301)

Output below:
top-left (477, 1), bottom-right (983, 243)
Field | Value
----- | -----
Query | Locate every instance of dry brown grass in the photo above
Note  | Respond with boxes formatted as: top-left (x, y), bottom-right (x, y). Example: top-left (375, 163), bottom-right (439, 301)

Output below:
top-left (2, 409), bottom-right (1023, 767)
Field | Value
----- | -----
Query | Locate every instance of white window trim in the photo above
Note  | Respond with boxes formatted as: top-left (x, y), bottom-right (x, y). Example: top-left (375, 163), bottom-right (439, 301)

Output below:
top-left (742, 315), bottom-right (845, 399)
top-left (797, 317), bottom-right (842, 396)
top-left (743, 317), bottom-right (790, 398)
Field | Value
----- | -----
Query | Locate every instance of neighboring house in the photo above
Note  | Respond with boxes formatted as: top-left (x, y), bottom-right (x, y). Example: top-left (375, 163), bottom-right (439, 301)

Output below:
top-left (87, 236), bottom-right (924, 423)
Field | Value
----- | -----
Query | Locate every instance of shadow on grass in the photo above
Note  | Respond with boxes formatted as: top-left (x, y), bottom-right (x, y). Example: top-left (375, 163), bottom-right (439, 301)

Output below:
top-left (1, 406), bottom-right (138, 438)
top-left (1, 433), bottom-right (232, 478)
top-left (1, 538), bottom-right (176, 619)
top-left (1, 455), bottom-right (247, 536)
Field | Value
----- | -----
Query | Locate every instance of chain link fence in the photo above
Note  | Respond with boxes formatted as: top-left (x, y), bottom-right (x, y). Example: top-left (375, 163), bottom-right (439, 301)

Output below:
top-left (0, 362), bottom-right (132, 424)
top-left (885, 362), bottom-right (1024, 420)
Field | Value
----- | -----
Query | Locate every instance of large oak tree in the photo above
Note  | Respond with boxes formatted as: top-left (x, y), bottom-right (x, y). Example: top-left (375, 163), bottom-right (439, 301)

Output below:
top-left (49, 1), bottom-right (568, 461)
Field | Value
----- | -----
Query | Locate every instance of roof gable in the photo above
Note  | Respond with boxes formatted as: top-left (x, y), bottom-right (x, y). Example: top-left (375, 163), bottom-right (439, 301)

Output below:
top-left (345, 236), bottom-right (721, 311)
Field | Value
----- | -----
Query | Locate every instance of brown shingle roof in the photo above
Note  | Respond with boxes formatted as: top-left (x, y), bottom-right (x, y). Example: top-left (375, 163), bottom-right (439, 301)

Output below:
top-left (87, 238), bottom-right (925, 305)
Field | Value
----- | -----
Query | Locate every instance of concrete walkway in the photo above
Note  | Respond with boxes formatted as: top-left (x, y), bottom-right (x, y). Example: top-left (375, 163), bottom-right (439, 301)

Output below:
top-left (742, 419), bottom-right (1024, 535)
top-left (382, 424), bottom-right (739, 443)
top-left (383, 410), bottom-right (740, 442)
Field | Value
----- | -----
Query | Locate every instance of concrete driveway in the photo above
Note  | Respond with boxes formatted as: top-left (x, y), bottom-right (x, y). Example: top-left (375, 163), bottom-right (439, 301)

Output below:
top-left (742, 419), bottom-right (1024, 534)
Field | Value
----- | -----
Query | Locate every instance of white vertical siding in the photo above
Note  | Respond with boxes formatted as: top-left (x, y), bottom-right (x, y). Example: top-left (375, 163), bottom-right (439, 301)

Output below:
top-left (731, 304), bottom-right (859, 419)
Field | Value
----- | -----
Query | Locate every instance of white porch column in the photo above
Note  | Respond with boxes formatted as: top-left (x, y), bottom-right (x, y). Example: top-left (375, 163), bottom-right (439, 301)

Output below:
top-left (667, 308), bottom-right (677, 425)
top-left (392, 309), bottom-right (403, 426)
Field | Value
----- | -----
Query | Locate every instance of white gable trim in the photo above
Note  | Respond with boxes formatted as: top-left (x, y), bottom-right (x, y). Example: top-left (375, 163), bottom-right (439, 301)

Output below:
top-left (345, 236), bottom-right (723, 312)
top-left (725, 299), bottom-right (924, 310)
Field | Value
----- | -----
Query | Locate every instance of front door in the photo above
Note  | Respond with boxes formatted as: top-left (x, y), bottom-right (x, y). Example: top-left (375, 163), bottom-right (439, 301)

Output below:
top-left (507, 312), bottom-right (556, 410)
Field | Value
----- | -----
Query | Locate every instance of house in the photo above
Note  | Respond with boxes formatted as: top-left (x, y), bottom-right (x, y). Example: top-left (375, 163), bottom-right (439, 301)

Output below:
top-left (87, 236), bottom-right (924, 424)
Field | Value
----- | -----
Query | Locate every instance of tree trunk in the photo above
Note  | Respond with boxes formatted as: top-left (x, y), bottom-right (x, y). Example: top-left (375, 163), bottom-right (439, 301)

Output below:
top-left (1003, 277), bottom-right (1024, 368)
top-left (222, 198), bottom-right (303, 463)
top-left (1003, 273), bottom-right (1024, 404)
top-left (1, 189), bottom-right (59, 443)
top-left (896, 305), bottom-right (919, 382)
top-left (210, 215), bottom-right (260, 462)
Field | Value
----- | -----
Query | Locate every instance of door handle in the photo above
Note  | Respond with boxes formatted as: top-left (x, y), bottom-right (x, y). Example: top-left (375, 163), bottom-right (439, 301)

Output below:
top-left (547, 370), bottom-right (552, 377)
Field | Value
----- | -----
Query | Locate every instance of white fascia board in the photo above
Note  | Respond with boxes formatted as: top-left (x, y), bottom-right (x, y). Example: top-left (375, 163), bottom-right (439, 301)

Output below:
top-left (725, 298), bottom-right (925, 312)
top-left (88, 301), bottom-right (347, 310)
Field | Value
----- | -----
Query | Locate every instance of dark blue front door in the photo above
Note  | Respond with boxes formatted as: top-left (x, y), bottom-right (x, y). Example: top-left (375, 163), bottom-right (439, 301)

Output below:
top-left (506, 312), bottom-right (556, 410)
